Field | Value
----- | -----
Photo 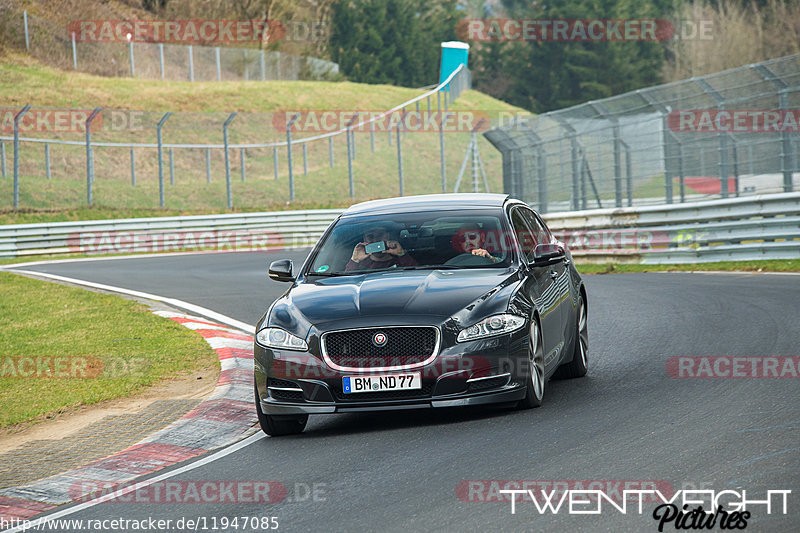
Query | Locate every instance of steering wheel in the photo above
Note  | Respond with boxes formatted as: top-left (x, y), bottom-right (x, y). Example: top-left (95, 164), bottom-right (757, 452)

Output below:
top-left (444, 253), bottom-right (496, 266)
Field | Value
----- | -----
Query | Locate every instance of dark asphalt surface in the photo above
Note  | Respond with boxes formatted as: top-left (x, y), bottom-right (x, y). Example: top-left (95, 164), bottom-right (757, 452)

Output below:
top-left (8, 253), bottom-right (800, 532)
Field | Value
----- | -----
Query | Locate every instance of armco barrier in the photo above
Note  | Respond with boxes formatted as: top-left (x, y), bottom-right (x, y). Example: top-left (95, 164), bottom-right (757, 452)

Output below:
top-left (543, 192), bottom-right (800, 264)
top-left (0, 209), bottom-right (343, 258)
top-left (1, 194), bottom-right (799, 264)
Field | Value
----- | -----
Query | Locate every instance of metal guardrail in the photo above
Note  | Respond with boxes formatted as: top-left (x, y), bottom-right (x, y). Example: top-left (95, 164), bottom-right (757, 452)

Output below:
top-left (544, 192), bottom-right (800, 264)
top-left (1, 194), bottom-right (798, 264)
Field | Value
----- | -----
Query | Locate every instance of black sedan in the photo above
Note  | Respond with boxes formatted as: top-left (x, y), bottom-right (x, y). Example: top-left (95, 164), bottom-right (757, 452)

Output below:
top-left (254, 194), bottom-right (588, 435)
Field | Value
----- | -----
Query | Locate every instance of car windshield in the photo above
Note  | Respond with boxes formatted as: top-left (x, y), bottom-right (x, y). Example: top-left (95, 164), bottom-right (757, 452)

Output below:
top-left (306, 209), bottom-right (515, 275)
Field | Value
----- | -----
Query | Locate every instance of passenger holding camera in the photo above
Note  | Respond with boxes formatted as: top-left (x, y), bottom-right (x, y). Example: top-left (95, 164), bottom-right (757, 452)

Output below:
top-left (345, 225), bottom-right (417, 271)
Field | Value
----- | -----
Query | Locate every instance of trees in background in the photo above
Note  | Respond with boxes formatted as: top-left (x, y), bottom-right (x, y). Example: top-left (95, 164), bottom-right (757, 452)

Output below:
top-left (329, 0), bottom-right (460, 87)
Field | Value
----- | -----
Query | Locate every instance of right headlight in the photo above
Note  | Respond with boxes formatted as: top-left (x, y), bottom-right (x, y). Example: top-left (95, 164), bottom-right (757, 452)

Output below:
top-left (457, 314), bottom-right (526, 343)
top-left (255, 327), bottom-right (308, 351)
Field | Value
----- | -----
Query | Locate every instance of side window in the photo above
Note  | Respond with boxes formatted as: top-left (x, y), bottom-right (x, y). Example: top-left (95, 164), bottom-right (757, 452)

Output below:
top-left (519, 208), bottom-right (551, 247)
top-left (510, 208), bottom-right (536, 262)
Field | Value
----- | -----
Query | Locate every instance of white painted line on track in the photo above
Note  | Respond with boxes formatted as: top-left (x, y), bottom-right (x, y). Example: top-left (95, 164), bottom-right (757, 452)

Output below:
top-left (2, 432), bottom-right (267, 533)
top-left (7, 269), bottom-right (255, 334)
top-left (0, 247), bottom-right (313, 270)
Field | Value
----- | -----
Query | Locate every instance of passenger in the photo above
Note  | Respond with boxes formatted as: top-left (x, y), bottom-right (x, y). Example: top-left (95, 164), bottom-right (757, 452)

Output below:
top-left (345, 224), bottom-right (418, 271)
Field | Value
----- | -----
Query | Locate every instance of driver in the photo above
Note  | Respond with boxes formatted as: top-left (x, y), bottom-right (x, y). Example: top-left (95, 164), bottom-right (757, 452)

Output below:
top-left (345, 224), bottom-right (418, 271)
top-left (453, 223), bottom-right (500, 263)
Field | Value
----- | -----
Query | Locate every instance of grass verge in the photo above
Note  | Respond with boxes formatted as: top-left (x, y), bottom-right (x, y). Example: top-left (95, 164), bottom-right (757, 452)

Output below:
top-left (0, 272), bottom-right (220, 428)
top-left (576, 259), bottom-right (800, 274)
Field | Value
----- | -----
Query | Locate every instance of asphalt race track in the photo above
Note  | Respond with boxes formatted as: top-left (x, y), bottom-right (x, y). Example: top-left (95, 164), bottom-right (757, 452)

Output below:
top-left (9, 251), bottom-right (800, 532)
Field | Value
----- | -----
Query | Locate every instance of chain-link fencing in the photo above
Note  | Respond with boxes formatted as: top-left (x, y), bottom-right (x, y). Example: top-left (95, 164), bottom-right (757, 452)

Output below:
top-left (484, 54), bottom-right (800, 213)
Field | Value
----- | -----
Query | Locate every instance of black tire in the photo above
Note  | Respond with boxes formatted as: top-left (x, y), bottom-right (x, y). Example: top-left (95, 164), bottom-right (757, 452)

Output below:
top-left (255, 383), bottom-right (308, 436)
top-left (554, 292), bottom-right (588, 379)
top-left (517, 316), bottom-right (545, 409)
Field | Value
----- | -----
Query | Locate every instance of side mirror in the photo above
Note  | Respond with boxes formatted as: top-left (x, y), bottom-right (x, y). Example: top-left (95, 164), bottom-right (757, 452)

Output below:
top-left (268, 259), bottom-right (295, 282)
top-left (532, 243), bottom-right (565, 265)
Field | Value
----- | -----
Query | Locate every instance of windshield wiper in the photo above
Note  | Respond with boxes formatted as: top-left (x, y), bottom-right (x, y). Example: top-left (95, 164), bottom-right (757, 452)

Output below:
top-left (390, 265), bottom-right (465, 271)
top-left (305, 271), bottom-right (352, 277)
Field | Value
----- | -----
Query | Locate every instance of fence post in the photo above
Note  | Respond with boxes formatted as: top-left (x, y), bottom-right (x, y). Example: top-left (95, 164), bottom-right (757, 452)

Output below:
top-left (71, 33), bottom-right (77, 70)
top-left (302, 143), bottom-right (308, 176)
top-left (286, 113), bottom-right (300, 201)
top-left (130, 148), bottom-right (136, 186)
top-left (13, 105), bottom-right (31, 208)
top-left (678, 142), bottom-right (685, 202)
top-left (624, 143), bottom-right (633, 206)
top-left (244, 49), bottom-right (249, 81)
top-left (156, 111), bottom-right (172, 208)
top-left (779, 90), bottom-right (794, 192)
top-left (240, 148), bottom-right (246, 182)
top-left (1, 142), bottom-right (6, 178)
top-left (128, 40), bottom-right (135, 76)
top-left (158, 43), bottom-right (165, 80)
top-left (329, 136), bottom-right (334, 167)
top-left (612, 123), bottom-right (623, 208)
top-left (731, 136), bottom-right (739, 197)
top-left (188, 45), bottom-right (194, 82)
top-left (438, 91), bottom-right (446, 193)
top-left (169, 147), bottom-right (175, 185)
top-left (23, 11), bottom-right (29, 52)
top-left (370, 121), bottom-right (375, 152)
top-left (346, 113), bottom-right (359, 199)
top-left (45, 143), bottom-right (50, 179)
top-left (570, 138), bottom-right (580, 211)
top-left (260, 50), bottom-right (266, 80)
top-left (215, 47), bottom-right (222, 81)
top-left (205, 147), bottom-right (211, 183)
top-left (85, 107), bottom-right (102, 206)
top-left (397, 110), bottom-right (405, 196)
top-left (273, 146), bottom-right (279, 180)
top-left (223, 112), bottom-right (237, 209)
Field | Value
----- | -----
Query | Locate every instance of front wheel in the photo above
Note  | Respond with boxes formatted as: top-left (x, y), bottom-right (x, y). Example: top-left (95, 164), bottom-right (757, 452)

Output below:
top-left (517, 317), bottom-right (545, 409)
top-left (255, 383), bottom-right (308, 436)
top-left (554, 293), bottom-right (588, 379)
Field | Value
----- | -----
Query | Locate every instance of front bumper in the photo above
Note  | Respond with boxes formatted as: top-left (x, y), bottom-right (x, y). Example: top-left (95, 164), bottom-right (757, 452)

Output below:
top-left (255, 327), bottom-right (530, 415)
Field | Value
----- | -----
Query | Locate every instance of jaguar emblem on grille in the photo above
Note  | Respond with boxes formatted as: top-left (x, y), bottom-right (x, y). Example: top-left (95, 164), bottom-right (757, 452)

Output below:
top-left (372, 332), bottom-right (388, 347)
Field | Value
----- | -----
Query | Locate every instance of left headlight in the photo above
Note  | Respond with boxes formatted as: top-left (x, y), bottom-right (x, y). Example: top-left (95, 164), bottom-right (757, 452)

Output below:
top-left (256, 327), bottom-right (308, 351)
top-left (457, 314), bottom-right (526, 343)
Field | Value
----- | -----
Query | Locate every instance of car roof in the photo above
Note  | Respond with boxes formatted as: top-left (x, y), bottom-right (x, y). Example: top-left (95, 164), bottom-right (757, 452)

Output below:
top-left (342, 193), bottom-right (511, 216)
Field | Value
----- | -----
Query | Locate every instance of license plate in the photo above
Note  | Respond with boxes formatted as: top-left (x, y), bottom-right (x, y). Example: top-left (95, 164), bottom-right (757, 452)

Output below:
top-left (342, 373), bottom-right (421, 394)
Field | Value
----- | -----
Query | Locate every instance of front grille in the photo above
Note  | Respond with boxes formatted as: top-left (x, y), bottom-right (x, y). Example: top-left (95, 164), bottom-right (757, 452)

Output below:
top-left (332, 381), bottom-right (433, 401)
top-left (323, 327), bottom-right (438, 370)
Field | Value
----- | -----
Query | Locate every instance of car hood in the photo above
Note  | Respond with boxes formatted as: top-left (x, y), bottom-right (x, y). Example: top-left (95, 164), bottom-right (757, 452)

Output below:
top-left (268, 268), bottom-right (521, 332)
